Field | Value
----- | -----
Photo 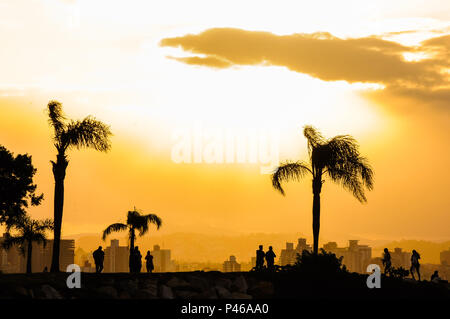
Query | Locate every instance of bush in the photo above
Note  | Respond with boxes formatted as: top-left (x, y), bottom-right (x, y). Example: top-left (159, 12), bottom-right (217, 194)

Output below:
top-left (389, 266), bottom-right (409, 279)
top-left (279, 249), bottom-right (347, 276)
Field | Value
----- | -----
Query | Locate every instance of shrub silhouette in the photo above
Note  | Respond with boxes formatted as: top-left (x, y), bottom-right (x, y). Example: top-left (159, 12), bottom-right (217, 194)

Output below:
top-left (389, 266), bottom-right (410, 280)
top-left (284, 249), bottom-right (347, 275)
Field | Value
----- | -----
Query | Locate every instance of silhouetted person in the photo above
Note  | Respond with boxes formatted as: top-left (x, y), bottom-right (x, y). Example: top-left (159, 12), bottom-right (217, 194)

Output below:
top-left (43, 266), bottom-right (48, 273)
top-left (134, 246), bottom-right (142, 273)
top-left (256, 245), bottom-right (265, 270)
top-left (382, 248), bottom-right (392, 275)
top-left (145, 251), bottom-right (154, 273)
top-left (410, 250), bottom-right (421, 281)
top-left (93, 246), bottom-right (105, 273)
top-left (265, 246), bottom-right (276, 270)
top-left (431, 270), bottom-right (441, 283)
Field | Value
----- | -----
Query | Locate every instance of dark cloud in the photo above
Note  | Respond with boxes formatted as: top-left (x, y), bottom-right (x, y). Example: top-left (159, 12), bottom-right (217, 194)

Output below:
top-left (167, 55), bottom-right (232, 68)
top-left (160, 28), bottom-right (450, 107)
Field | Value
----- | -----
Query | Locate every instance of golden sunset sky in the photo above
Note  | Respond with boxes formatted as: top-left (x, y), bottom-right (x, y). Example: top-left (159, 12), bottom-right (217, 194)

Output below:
top-left (0, 0), bottom-right (449, 244)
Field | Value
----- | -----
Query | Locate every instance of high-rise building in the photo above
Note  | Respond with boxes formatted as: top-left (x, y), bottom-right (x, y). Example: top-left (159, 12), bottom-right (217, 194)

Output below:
top-left (41, 240), bottom-right (75, 272)
top-left (390, 248), bottom-right (411, 268)
top-left (81, 260), bottom-right (95, 273)
top-left (279, 238), bottom-right (312, 266)
top-left (440, 248), bottom-right (450, 266)
top-left (151, 245), bottom-right (174, 272)
top-left (0, 236), bottom-right (75, 273)
top-left (0, 233), bottom-right (24, 273)
top-left (223, 255), bottom-right (241, 272)
top-left (104, 239), bottom-right (129, 272)
top-left (323, 240), bottom-right (372, 273)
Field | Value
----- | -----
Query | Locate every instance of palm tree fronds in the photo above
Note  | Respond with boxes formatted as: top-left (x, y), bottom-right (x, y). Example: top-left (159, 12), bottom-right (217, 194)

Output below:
top-left (272, 161), bottom-right (312, 195)
top-left (303, 125), bottom-right (325, 155)
top-left (61, 117), bottom-right (112, 152)
top-left (137, 214), bottom-right (162, 235)
top-left (35, 218), bottom-right (55, 232)
top-left (47, 100), bottom-right (66, 138)
top-left (102, 223), bottom-right (128, 240)
top-left (1, 233), bottom-right (25, 250)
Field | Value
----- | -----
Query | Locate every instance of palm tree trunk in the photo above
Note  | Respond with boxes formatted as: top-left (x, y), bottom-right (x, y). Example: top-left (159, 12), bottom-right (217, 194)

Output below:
top-left (129, 228), bottom-right (135, 273)
top-left (312, 192), bottom-right (320, 254)
top-left (50, 153), bottom-right (68, 273)
top-left (26, 240), bottom-right (32, 274)
top-left (312, 176), bottom-right (322, 254)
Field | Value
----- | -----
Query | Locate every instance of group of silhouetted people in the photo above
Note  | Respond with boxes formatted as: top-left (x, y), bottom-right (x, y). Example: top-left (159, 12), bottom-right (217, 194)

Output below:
top-left (382, 248), bottom-right (422, 281)
top-left (255, 245), bottom-right (277, 270)
top-left (93, 245), bottom-right (154, 273)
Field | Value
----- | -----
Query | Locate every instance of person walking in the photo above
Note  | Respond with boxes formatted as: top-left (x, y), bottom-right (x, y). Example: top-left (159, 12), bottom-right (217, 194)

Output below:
top-left (145, 250), bottom-right (154, 273)
top-left (382, 248), bottom-right (392, 275)
top-left (410, 249), bottom-right (421, 281)
top-left (93, 246), bottom-right (105, 273)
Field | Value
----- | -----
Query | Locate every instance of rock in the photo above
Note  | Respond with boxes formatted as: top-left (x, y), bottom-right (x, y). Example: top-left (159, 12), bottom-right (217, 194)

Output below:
top-left (231, 275), bottom-right (248, 293)
top-left (175, 290), bottom-right (198, 299)
top-left (215, 277), bottom-right (232, 290)
top-left (166, 277), bottom-right (190, 289)
top-left (142, 278), bottom-right (158, 288)
top-left (102, 278), bottom-right (115, 286)
top-left (186, 275), bottom-right (210, 292)
top-left (192, 288), bottom-right (218, 299)
top-left (215, 285), bottom-right (232, 298)
top-left (97, 286), bottom-right (118, 299)
top-left (230, 292), bottom-right (252, 299)
top-left (13, 286), bottom-right (29, 298)
top-left (247, 281), bottom-right (274, 298)
top-left (41, 284), bottom-right (62, 299)
top-left (160, 285), bottom-right (175, 299)
top-left (134, 289), bottom-right (157, 299)
top-left (118, 279), bottom-right (139, 295)
top-left (142, 279), bottom-right (158, 296)
top-left (118, 291), bottom-right (131, 299)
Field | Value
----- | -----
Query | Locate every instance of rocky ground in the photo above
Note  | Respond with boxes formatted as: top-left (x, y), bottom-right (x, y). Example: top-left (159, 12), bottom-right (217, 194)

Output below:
top-left (0, 271), bottom-right (448, 299)
top-left (0, 271), bottom-right (274, 299)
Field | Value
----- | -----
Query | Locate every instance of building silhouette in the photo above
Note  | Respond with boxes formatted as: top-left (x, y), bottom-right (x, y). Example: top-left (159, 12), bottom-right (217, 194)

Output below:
top-left (151, 244), bottom-right (175, 272)
top-left (279, 238), bottom-right (312, 266)
top-left (390, 248), bottom-right (411, 268)
top-left (104, 239), bottom-right (129, 272)
top-left (0, 235), bottom-right (74, 273)
top-left (81, 260), bottom-right (95, 272)
top-left (41, 240), bottom-right (75, 272)
top-left (223, 255), bottom-right (241, 272)
top-left (323, 240), bottom-right (372, 273)
top-left (0, 233), bottom-right (23, 273)
top-left (440, 248), bottom-right (450, 266)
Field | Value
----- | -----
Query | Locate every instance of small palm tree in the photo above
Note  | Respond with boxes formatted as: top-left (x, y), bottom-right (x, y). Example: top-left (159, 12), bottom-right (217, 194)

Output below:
top-left (2, 215), bottom-right (54, 274)
top-left (47, 100), bottom-right (112, 272)
top-left (102, 208), bottom-right (162, 272)
top-left (272, 126), bottom-right (374, 254)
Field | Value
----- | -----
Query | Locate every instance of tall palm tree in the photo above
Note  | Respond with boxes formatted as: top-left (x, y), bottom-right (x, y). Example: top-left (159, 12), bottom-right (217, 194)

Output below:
top-left (272, 126), bottom-right (374, 254)
top-left (102, 208), bottom-right (162, 272)
top-left (2, 215), bottom-right (54, 274)
top-left (47, 100), bottom-right (112, 272)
